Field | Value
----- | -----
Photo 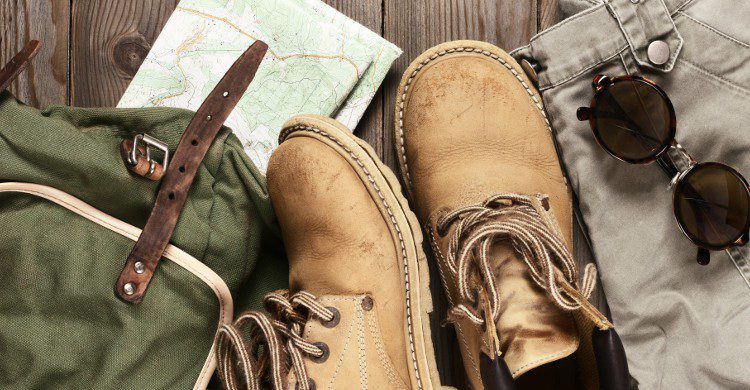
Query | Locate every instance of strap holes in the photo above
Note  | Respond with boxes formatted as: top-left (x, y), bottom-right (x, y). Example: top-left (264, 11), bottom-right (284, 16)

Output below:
top-left (179, 165), bottom-right (185, 173)
top-left (192, 139), bottom-right (198, 146)
top-left (222, 91), bottom-right (229, 97)
top-left (168, 192), bottom-right (175, 200)
top-left (206, 115), bottom-right (212, 121)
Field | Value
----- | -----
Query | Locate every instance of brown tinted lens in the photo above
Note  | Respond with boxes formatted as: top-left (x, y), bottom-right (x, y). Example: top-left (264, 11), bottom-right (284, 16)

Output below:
top-left (594, 79), bottom-right (672, 162)
top-left (674, 164), bottom-right (750, 248)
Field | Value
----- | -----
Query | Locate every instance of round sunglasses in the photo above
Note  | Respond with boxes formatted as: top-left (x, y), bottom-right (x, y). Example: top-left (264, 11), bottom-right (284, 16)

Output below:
top-left (577, 75), bottom-right (750, 265)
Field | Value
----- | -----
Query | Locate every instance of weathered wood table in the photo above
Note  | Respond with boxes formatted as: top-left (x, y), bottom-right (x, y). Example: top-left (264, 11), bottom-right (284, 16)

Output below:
top-left (1, 1), bottom-right (606, 387)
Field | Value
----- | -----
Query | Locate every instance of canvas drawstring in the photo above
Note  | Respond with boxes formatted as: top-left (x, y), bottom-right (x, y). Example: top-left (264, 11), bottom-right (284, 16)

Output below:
top-left (216, 290), bottom-right (335, 390)
top-left (436, 193), bottom-right (599, 329)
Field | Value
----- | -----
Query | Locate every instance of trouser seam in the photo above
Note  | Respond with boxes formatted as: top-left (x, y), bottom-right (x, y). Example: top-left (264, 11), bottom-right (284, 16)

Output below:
top-left (618, 51), bottom-right (633, 75)
top-left (676, 59), bottom-right (750, 96)
top-left (677, 11), bottom-right (750, 48)
top-left (606, 2), bottom-right (640, 66)
top-left (671, 0), bottom-right (695, 14)
top-left (726, 250), bottom-right (750, 291)
top-left (540, 46), bottom-right (628, 91)
top-left (531, 3), bottom-right (606, 41)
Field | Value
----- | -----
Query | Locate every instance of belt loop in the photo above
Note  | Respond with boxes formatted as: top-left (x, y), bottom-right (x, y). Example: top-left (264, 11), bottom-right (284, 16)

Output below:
top-left (605, 0), bottom-right (683, 72)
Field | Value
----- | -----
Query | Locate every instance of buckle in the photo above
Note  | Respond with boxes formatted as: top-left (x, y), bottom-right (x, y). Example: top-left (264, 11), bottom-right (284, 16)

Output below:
top-left (121, 133), bottom-right (170, 180)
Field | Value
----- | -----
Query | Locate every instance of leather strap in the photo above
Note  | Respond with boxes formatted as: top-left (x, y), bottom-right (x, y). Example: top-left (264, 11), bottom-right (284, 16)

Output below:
top-left (0, 40), bottom-right (41, 93)
top-left (115, 40), bottom-right (268, 304)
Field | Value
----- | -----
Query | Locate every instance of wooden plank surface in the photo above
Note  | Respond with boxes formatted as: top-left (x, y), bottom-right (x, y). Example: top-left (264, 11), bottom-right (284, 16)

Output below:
top-left (323, 0), bottom-right (384, 158)
top-left (70, 0), bottom-right (178, 107)
top-left (0, 1), bottom-right (617, 387)
top-left (0, 0), bottom-right (69, 106)
top-left (539, 0), bottom-right (561, 30)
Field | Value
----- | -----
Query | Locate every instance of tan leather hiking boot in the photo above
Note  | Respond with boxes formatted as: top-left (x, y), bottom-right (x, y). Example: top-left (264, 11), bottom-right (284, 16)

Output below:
top-left (216, 115), bottom-right (443, 390)
top-left (394, 40), bottom-right (628, 389)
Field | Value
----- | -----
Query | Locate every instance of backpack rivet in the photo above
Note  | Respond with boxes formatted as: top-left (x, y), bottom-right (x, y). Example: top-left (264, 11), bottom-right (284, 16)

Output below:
top-left (134, 261), bottom-right (145, 274)
top-left (123, 283), bottom-right (136, 296)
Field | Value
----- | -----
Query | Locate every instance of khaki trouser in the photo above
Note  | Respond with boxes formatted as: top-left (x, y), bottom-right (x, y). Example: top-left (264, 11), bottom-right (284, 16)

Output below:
top-left (513, 0), bottom-right (750, 388)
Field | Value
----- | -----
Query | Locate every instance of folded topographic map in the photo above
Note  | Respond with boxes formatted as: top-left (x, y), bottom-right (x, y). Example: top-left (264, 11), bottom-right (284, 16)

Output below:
top-left (119, 0), bottom-right (401, 173)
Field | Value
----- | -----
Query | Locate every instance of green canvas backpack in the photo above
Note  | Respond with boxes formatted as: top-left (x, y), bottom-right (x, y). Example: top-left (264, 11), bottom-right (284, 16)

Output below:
top-left (0, 42), bottom-right (287, 389)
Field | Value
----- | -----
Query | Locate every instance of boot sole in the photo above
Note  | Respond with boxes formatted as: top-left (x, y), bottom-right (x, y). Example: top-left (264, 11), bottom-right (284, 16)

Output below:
top-left (279, 115), bottom-right (444, 390)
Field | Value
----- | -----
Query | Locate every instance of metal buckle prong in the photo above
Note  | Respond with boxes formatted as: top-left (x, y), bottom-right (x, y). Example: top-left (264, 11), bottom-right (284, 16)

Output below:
top-left (127, 134), bottom-right (170, 176)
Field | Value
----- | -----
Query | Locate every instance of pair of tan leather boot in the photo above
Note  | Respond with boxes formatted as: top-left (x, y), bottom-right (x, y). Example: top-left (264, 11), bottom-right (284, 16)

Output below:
top-left (217, 41), bottom-right (627, 389)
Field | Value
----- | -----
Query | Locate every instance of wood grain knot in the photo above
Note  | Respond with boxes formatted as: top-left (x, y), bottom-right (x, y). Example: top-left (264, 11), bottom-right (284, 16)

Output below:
top-left (112, 34), bottom-right (150, 77)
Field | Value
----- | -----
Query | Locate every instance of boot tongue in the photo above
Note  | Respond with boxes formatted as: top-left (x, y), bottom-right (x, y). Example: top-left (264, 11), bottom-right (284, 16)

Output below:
top-left (486, 240), bottom-right (580, 374)
top-left (435, 194), bottom-right (583, 377)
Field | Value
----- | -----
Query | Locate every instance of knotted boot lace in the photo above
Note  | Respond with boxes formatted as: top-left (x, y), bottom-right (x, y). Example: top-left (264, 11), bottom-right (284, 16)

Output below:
top-left (216, 290), bottom-right (336, 390)
top-left (436, 193), bottom-right (600, 331)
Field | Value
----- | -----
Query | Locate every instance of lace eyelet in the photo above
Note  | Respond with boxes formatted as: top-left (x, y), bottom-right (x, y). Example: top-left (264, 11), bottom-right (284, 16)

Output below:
top-left (295, 378), bottom-right (316, 390)
top-left (536, 194), bottom-right (551, 211)
top-left (436, 225), bottom-right (447, 237)
top-left (435, 210), bottom-right (449, 237)
top-left (321, 307), bottom-right (340, 328)
top-left (311, 342), bottom-right (329, 364)
top-left (361, 296), bottom-right (374, 311)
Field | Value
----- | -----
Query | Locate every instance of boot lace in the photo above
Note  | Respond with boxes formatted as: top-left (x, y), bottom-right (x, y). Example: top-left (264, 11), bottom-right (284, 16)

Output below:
top-left (216, 290), bottom-right (336, 390)
top-left (436, 193), bottom-right (598, 327)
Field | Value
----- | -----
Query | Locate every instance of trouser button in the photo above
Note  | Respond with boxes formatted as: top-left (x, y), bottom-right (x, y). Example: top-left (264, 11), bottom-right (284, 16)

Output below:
top-left (647, 40), bottom-right (670, 65)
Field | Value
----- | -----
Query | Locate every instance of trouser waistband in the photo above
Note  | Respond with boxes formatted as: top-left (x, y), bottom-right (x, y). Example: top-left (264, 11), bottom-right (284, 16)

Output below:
top-left (512, 0), bottom-right (693, 90)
